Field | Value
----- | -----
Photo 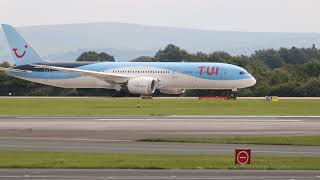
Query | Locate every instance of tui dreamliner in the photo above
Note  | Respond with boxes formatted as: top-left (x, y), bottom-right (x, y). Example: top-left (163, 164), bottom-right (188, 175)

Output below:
top-left (0, 24), bottom-right (256, 95)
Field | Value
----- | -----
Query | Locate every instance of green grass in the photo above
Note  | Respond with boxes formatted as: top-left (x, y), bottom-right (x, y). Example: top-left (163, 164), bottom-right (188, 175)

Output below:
top-left (140, 136), bottom-right (320, 146)
top-left (0, 150), bottom-right (320, 169)
top-left (0, 98), bottom-right (320, 116)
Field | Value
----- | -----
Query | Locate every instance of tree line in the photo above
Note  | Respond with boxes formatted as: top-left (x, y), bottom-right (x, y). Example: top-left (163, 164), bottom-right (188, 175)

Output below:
top-left (132, 44), bottom-right (320, 97)
top-left (1, 44), bottom-right (320, 96)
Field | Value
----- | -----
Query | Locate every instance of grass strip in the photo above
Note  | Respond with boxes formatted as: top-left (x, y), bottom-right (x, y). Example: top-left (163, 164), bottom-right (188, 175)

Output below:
top-left (0, 151), bottom-right (320, 170)
top-left (0, 98), bottom-right (320, 116)
top-left (140, 136), bottom-right (320, 146)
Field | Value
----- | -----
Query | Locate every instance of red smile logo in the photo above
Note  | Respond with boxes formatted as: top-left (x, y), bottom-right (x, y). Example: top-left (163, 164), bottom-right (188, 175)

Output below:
top-left (12, 45), bottom-right (27, 59)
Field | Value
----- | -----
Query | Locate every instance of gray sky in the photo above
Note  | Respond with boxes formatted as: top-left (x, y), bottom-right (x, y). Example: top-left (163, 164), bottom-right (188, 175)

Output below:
top-left (1, 0), bottom-right (319, 32)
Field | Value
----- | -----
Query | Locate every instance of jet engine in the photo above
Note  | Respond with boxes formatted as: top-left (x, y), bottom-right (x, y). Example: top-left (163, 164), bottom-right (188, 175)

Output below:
top-left (160, 88), bottom-right (186, 95)
top-left (127, 77), bottom-right (157, 95)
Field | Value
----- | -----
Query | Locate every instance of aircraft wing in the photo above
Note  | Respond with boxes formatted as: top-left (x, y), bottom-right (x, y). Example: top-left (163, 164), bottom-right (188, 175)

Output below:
top-left (32, 64), bottom-right (134, 84)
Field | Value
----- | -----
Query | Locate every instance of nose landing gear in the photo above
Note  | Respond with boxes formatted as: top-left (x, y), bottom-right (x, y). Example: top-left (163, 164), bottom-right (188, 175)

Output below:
top-left (229, 88), bottom-right (238, 100)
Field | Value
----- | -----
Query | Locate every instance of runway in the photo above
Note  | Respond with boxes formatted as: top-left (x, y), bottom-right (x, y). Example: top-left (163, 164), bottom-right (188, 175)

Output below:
top-left (0, 169), bottom-right (319, 180)
top-left (0, 116), bottom-right (319, 155)
top-left (1, 116), bottom-right (320, 138)
top-left (1, 138), bottom-right (320, 155)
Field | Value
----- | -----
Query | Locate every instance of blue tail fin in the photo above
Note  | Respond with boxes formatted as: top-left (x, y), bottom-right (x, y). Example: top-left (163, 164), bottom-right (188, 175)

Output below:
top-left (1, 24), bottom-right (45, 66)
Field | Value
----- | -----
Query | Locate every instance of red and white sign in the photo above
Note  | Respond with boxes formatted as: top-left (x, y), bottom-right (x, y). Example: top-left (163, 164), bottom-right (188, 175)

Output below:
top-left (235, 149), bottom-right (251, 165)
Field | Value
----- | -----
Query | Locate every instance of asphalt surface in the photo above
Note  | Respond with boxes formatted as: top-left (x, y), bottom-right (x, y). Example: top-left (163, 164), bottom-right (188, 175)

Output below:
top-left (0, 169), bottom-right (319, 180)
top-left (1, 116), bottom-right (320, 138)
top-left (0, 116), bottom-right (319, 155)
top-left (1, 138), bottom-right (320, 155)
top-left (1, 116), bottom-right (320, 179)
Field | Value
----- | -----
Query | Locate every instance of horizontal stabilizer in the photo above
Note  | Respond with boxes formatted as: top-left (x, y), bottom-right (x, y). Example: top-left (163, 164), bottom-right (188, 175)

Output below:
top-left (0, 67), bottom-right (32, 73)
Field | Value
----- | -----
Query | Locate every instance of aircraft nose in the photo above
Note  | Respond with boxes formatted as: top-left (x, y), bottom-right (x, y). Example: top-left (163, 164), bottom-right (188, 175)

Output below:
top-left (249, 76), bottom-right (256, 86)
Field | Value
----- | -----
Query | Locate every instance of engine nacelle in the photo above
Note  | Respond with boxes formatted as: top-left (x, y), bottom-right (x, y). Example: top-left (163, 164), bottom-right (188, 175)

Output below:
top-left (160, 88), bottom-right (185, 95)
top-left (127, 77), bottom-right (157, 95)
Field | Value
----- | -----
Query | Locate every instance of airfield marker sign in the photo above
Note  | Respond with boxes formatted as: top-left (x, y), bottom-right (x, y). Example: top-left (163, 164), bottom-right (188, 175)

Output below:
top-left (235, 149), bottom-right (251, 165)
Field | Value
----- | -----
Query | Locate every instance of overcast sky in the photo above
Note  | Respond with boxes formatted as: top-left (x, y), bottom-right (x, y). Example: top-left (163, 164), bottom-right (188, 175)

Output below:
top-left (1, 0), bottom-right (319, 32)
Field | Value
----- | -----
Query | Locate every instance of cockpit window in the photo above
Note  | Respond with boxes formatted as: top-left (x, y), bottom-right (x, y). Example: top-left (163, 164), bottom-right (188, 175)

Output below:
top-left (240, 70), bottom-right (248, 75)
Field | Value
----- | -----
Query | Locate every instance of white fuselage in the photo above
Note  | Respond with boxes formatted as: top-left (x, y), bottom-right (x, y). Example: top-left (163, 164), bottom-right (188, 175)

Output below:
top-left (10, 62), bottom-right (256, 91)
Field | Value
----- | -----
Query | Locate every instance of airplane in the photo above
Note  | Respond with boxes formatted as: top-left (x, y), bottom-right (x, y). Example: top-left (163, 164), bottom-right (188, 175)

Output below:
top-left (0, 24), bottom-right (256, 96)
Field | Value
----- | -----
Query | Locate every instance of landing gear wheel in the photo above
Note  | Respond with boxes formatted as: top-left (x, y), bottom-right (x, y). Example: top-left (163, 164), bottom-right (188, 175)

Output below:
top-left (112, 87), bottom-right (129, 97)
top-left (229, 89), bottom-right (238, 100)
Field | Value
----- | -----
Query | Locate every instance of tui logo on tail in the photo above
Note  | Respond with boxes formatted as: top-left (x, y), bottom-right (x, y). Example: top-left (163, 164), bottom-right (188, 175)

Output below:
top-left (12, 45), bottom-right (27, 59)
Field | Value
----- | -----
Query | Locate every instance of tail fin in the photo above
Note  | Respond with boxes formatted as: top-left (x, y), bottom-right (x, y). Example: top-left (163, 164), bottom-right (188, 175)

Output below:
top-left (1, 24), bottom-right (45, 66)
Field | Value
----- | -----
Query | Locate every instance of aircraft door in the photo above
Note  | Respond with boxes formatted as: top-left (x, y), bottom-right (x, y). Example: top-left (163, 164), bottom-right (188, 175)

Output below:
top-left (223, 69), bottom-right (229, 79)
